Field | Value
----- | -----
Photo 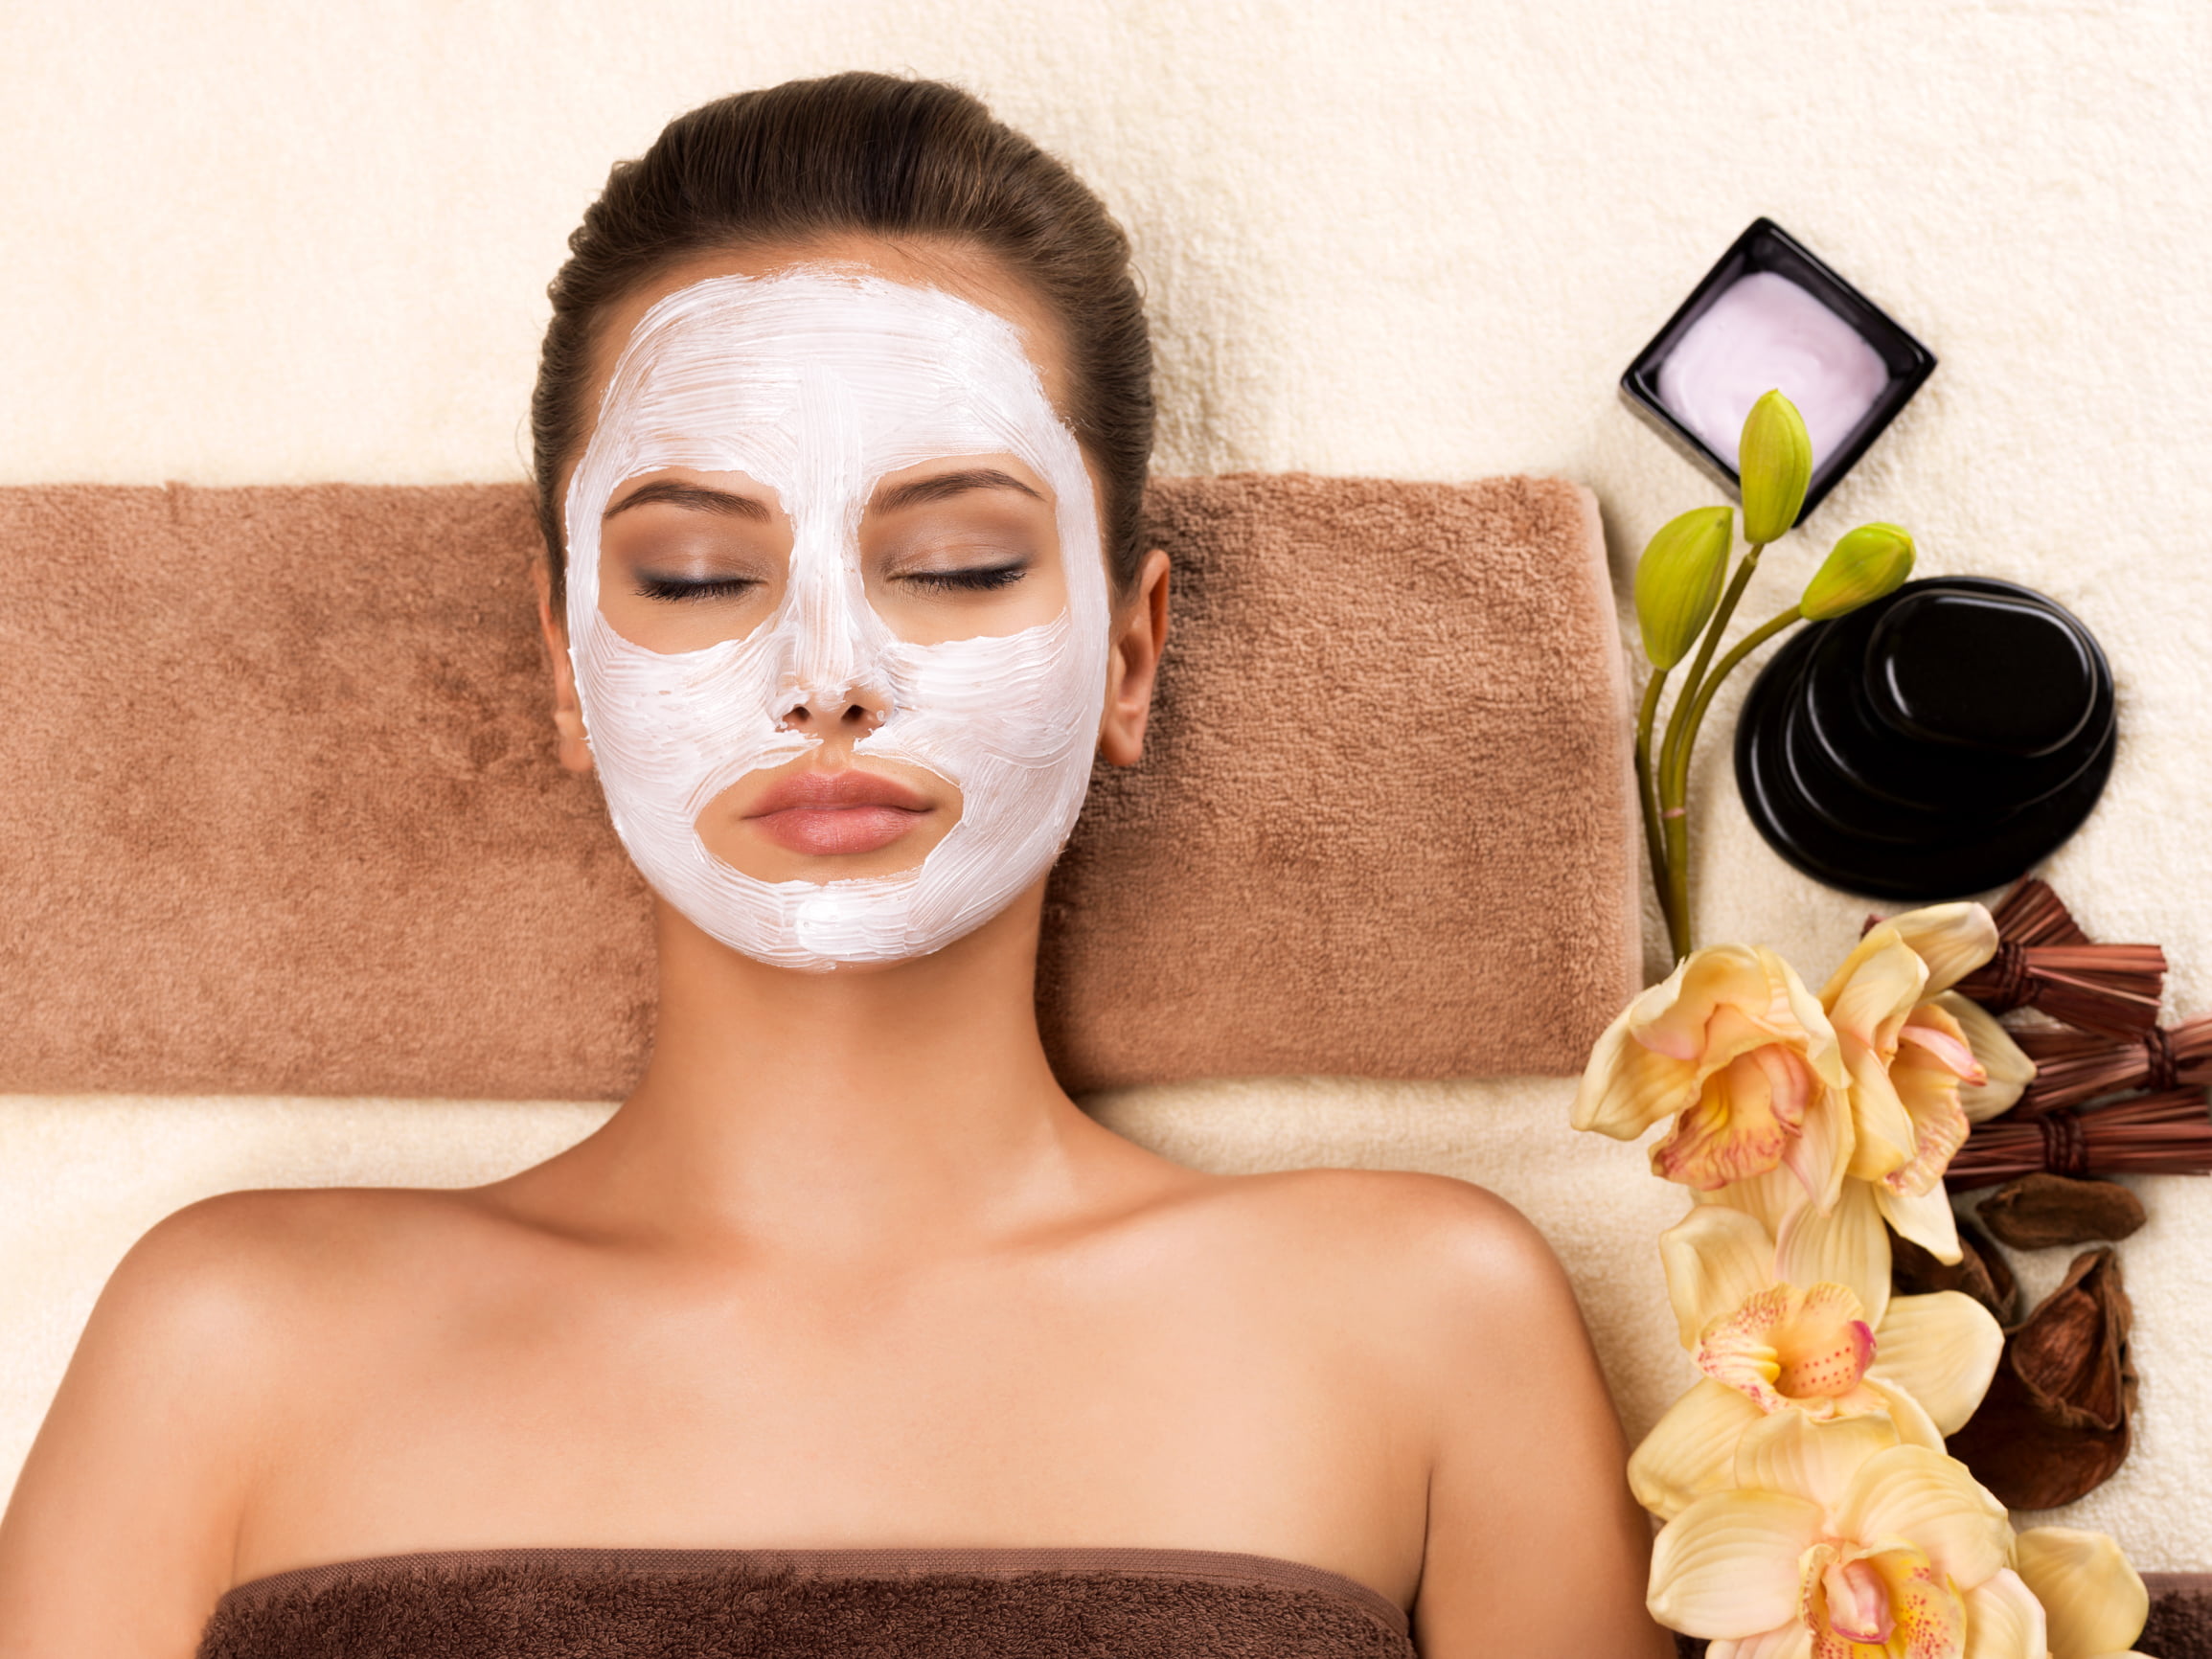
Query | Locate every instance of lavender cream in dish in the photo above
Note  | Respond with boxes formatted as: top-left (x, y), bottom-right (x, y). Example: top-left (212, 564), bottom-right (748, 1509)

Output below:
top-left (1623, 218), bottom-right (1935, 523)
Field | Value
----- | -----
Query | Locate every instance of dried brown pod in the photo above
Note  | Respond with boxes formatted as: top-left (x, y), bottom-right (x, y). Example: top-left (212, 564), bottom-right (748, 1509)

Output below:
top-left (1977, 1172), bottom-right (2147, 1249)
top-left (1946, 1086), bottom-right (2212, 1189)
top-left (1950, 879), bottom-right (2166, 1038)
top-left (2016, 1013), bottom-right (2212, 1114)
top-left (1946, 1247), bottom-right (2136, 1510)
top-left (1890, 1219), bottom-right (2018, 1326)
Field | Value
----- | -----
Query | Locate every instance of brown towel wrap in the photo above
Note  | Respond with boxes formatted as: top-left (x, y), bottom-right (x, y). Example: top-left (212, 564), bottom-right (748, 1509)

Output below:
top-left (195, 1544), bottom-right (1415, 1658)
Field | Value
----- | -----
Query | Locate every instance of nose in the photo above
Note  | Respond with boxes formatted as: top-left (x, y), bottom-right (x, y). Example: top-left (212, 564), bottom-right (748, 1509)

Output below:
top-left (777, 681), bottom-right (889, 739)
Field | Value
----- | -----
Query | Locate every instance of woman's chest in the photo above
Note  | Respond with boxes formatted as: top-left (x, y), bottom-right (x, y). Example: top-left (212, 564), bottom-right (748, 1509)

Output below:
top-left (230, 1259), bottom-right (1429, 1604)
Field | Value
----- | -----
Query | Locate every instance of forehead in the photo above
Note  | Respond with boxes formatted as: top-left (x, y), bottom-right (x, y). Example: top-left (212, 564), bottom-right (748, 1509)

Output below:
top-left (578, 238), bottom-right (1076, 457)
top-left (604, 271), bottom-right (1047, 442)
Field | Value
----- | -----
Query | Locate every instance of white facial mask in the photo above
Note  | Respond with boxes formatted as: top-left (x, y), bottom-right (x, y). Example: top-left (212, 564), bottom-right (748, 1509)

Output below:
top-left (564, 269), bottom-right (1111, 973)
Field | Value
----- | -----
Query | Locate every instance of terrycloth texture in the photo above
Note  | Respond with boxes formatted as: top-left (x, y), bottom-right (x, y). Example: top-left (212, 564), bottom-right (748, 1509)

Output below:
top-left (0, 476), bottom-right (1633, 1098)
top-left (194, 1547), bottom-right (1414, 1659)
top-left (1042, 473), bottom-right (1635, 1086)
top-left (0, 485), bottom-right (655, 1101)
top-left (7, 0), bottom-right (2212, 1573)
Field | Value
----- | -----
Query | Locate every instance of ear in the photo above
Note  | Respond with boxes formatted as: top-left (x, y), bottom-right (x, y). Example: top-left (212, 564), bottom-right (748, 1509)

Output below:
top-left (532, 556), bottom-right (596, 774)
top-left (1097, 548), bottom-right (1171, 767)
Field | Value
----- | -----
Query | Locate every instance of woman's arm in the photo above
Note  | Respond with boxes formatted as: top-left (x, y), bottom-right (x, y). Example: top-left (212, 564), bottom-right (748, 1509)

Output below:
top-left (1405, 1189), bottom-right (1675, 1659)
top-left (0, 1195), bottom-right (282, 1658)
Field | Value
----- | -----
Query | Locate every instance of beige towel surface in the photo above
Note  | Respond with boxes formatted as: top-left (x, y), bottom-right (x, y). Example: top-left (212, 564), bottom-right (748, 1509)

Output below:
top-left (0, 476), bottom-right (1635, 1099)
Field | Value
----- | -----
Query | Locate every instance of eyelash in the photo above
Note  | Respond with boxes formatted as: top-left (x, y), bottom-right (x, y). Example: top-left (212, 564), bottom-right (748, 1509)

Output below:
top-left (634, 564), bottom-right (1028, 602)
top-left (636, 576), bottom-right (759, 602)
top-left (901, 563), bottom-right (1028, 593)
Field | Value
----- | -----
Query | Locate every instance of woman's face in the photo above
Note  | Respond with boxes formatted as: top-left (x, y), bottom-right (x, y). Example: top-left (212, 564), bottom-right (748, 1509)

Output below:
top-left (555, 241), bottom-right (1119, 973)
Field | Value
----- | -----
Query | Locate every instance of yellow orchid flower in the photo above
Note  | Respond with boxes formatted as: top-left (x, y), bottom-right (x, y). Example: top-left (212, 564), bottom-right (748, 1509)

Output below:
top-left (1649, 1413), bottom-right (2036, 1658)
top-left (1814, 906), bottom-right (2031, 1261)
top-left (1940, 989), bottom-right (2038, 1124)
top-left (1572, 945), bottom-right (1851, 1204)
top-left (1881, 902), bottom-right (2037, 1123)
top-left (1629, 1197), bottom-right (2002, 1519)
top-left (2015, 1528), bottom-right (2151, 1659)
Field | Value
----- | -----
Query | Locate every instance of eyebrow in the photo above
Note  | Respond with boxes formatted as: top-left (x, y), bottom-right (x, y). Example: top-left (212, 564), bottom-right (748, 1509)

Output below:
top-left (603, 481), bottom-right (773, 522)
top-left (870, 467), bottom-right (1046, 514)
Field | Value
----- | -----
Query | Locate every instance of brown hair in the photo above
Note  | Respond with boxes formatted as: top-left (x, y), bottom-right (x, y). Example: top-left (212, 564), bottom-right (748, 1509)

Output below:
top-left (532, 73), bottom-right (1153, 605)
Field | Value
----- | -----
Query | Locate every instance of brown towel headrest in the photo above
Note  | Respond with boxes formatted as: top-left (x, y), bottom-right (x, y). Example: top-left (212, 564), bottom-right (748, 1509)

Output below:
top-left (0, 475), bottom-right (1635, 1100)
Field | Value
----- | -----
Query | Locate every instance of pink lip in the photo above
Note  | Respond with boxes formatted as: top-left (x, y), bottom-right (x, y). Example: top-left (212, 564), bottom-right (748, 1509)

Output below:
top-left (743, 769), bottom-right (933, 857)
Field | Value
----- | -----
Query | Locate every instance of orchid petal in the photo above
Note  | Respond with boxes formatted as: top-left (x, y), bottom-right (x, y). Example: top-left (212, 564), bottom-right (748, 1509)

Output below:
top-left (1822, 927), bottom-right (1929, 1047)
top-left (1851, 1543), bottom-right (1970, 1658)
top-left (1629, 947), bottom-right (1754, 1060)
top-left (1709, 1625), bottom-right (1814, 1659)
top-left (1876, 1176), bottom-right (1962, 1264)
top-left (1634, 946), bottom-right (1836, 1071)
top-left (1648, 1489), bottom-right (1826, 1638)
top-left (1869, 1292), bottom-right (2005, 1435)
top-left (1775, 1178), bottom-right (1890, 1325)
top-left (1889, 1042), bottom-right (1976, 1195)
top-left (1939, 991), bottom-right (2037, 1123)
top-left (1779, 1080), bottom-right (1853, 1216)
top-left (2015, 1528), bottom-right (2150, 1659)
top-left (1886, 902), bottom-right (1999, 995)
top-left (1661, 1205), bottom-right (1778, 1347)
top-left (1836, 1445), bottom-right (2011, 1591)
top-left (1899, 1008), bottom-right (1982, 1081)
top-left (1630, 1379), bottom-right (1763, 1521)
top-left (1571, 1004), bottom-right (1698, 1139)
top-left (1859, 1375), bottom-right (1948, 1451)
top-left (1652, 1049), bottom-right (1812, 1191)
top-left (1842, 1044), bottom-right (1920, 1181)
top-left (1699, 1166), bottom-right (1808, 1236)
top-left (1733, 1408), bottom-right (1898, 1514)
top-left (1963, 1569), bottom-right (2049, 1659)
top-left (1776, 954), bottom-right (1850, 1090)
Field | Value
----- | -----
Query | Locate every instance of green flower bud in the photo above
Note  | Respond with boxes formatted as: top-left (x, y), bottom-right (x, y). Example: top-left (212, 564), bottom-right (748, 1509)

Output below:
top-left (1800, 522), bottom-right (1916, 621)
top-left (1738, 389), bottom-right (1813, 544)
top-left (1634, 506), bottom-right (1733, 669)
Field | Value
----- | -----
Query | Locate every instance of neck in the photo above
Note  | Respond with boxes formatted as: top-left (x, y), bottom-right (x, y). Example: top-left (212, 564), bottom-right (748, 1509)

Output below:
top-left (526, 883), bottom-right (1129, 1256)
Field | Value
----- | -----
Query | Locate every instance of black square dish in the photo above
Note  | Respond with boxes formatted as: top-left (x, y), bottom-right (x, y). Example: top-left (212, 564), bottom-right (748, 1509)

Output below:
top-left (1622, 217), bottom-right (1936, 524)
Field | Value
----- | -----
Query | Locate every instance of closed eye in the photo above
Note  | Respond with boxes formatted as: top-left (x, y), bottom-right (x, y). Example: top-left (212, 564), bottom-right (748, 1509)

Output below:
top-left (900, 563), bottom-right (1029, 593)
top-left (635, 575), bottom-right (763, 602)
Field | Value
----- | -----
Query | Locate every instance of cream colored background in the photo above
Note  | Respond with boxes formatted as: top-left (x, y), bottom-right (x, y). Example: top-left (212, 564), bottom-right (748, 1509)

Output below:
top-left (5, 0), bottom-right (2209, 1567)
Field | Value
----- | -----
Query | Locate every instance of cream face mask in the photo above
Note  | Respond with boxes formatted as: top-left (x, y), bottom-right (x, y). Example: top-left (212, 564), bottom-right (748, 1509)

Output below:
top-left (565, 269), bottom-right (1111, 972)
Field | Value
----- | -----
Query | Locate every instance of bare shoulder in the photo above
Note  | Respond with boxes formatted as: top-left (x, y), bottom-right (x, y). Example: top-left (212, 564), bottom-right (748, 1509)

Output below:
top-left (1141, 1168), bottom-right (1592, 1433)
top-left (16, 1183), bottom-right (510, 1504)
top-left (95, 1183), bottom-right (490, 1350)
top-left (28, 1184), bottom-right (498, 1466)
top-left (1189, 1167), bottom-right (1568, 1298)
top-left (0, 1185), bottom-right (498, 1654)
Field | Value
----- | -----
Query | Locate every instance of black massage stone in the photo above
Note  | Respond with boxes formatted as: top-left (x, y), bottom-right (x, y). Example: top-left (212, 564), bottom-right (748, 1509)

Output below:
top-left (1735, 577), bottom-right (2115, 901)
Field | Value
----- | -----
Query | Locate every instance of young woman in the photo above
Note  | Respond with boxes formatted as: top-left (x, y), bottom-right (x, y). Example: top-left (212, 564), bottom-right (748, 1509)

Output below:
top-left (0, 74), bottom-right (1669, 1658)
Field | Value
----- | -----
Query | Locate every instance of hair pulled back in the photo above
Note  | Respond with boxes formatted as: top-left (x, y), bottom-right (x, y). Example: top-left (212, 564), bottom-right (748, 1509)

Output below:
top-left (533, 73), bottom-right (1153, 603)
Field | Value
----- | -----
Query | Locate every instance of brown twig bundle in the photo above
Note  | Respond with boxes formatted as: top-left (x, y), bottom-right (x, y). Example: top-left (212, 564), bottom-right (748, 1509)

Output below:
top-left (2014, 1015), bottom-right (2212, 1114)
top-left (1946, 1088), bottom-right (2212, 1189)
top-left (1983, 877), bottom-right (2088, 947)
top-left (1950, 879), bottom-right (2167, 1037)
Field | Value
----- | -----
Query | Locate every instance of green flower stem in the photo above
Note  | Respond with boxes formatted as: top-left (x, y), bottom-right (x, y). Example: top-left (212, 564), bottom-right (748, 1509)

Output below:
top-left (1653, 542), bottom-right (1767, 960)
top-left (1664, 789), bottom-right (1691, 962)
top-left (1653, 602), bottom-right (1805, 963)
top-left (1659, 542), bottom-right (1767, 789)
top-left (1634, 668), bottom-right (1675, 950)
top-left (1664, 605), bottom-right (1807, 807)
